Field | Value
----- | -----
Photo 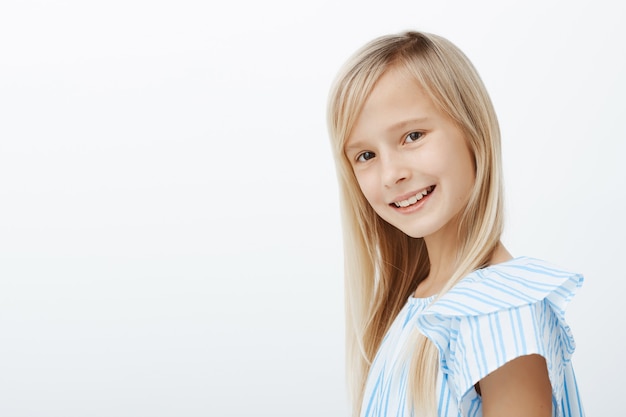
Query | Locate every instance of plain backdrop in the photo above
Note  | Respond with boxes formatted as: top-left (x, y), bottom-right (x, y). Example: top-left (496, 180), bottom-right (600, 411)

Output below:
top-left (0, 0), bottom-right (624, 416)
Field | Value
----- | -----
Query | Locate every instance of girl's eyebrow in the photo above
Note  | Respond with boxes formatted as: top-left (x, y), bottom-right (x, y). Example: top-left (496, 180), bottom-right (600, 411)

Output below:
top-left (345, 117), bottom-right (431, 152)
top-left (344, 140), bottom-right (367, 154)
top-left (386, 117), bottom-right (430, 133)
top-left (345, 117), bottom-right (431, 154)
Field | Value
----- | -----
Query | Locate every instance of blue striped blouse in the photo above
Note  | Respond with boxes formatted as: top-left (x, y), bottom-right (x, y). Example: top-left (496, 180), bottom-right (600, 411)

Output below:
top-left (360, 257), bottom-right (584, 417)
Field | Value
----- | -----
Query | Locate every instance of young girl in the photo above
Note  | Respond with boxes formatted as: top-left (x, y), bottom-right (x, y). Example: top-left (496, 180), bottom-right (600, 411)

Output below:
top-left (327, 31), bottom-right (584, 417)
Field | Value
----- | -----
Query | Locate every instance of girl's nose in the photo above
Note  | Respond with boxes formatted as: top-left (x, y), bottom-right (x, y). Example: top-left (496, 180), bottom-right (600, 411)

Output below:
top-left (382, 156), bottom-right (410, 188)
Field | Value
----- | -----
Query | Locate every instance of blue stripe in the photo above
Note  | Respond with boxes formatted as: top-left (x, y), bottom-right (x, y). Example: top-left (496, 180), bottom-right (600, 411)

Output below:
top-left (493, 312), bottom-right (506, 363)
top-left (437, 372), bottom-right (446, 416)
top-left (563, 372), bottom-right (572, 417)
top-left (363, 366), bottom-right (384, 417)
top-left (572, 370), bottom-right (585, 416)
top-left (507, 308), bottom-right (521, 358)
top-left (445, 286), bottom-right (511, 309)
top-left (488, 313), bottom-right (502, 366)
top-left (470, 316), bottom-right (488, 378)
top-left (467, 394), bottom-right (481, 417)
top-left (514, 307), bottom-right (528, 353)
top-left (530, 303), bottom-right (543, 356)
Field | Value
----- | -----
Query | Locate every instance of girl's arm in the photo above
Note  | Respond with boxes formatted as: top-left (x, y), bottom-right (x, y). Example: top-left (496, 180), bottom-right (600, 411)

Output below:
top-left (479, 354), bottom-right (552, 417)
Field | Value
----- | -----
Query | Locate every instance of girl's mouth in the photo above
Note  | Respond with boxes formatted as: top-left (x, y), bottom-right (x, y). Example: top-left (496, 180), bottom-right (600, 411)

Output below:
top-left (391, 186), bottom-right (436, 208)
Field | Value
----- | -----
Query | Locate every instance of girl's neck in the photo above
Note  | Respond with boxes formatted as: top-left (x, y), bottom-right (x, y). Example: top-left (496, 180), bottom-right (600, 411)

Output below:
top-left (413, 239), bottom-right (512, 298)
top-left (413, 238), bottom-right (456, 298)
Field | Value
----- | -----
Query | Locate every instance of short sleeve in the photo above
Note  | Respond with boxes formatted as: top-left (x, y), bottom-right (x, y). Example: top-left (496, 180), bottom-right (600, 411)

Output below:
top-left (415, 257), bottom-right (584, 416)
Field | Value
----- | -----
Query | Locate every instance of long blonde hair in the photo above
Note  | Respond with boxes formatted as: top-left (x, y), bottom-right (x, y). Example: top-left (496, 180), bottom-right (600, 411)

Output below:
top-left (327, 31), bottom-right (504, 416)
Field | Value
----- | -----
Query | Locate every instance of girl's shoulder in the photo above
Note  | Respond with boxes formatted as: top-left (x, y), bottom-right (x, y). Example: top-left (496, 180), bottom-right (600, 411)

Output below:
top-left (415, 257), bottom-right (585, 415)
top-left (428, 256), bottom-right (583, 318)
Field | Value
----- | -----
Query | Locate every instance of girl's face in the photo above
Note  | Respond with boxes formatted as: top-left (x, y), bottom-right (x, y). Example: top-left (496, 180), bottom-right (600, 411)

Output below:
top-left (345, 66), bottom-right (475, 242)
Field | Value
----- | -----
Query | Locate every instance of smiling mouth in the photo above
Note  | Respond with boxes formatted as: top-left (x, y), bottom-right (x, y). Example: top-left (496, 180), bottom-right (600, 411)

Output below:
top-left (391, 186), bottom-right (436, 208)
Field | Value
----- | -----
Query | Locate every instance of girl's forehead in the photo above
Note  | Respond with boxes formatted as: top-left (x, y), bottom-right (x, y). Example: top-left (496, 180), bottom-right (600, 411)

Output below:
top-left (346, 72), bottom-right (439, 140)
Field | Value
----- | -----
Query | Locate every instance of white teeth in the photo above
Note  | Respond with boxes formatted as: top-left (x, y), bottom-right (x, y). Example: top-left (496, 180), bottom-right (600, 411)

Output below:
top-left (393, 187), bottom-right (432, 208)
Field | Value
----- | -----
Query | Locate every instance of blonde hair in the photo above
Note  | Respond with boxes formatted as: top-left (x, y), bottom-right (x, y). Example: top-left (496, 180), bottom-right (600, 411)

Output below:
top-left (327, 31), bottom-right (504, 416)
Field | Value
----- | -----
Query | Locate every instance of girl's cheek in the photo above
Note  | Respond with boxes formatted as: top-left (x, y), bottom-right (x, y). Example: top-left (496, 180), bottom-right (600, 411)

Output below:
top-left (356, 173), bottom-right (377, 199)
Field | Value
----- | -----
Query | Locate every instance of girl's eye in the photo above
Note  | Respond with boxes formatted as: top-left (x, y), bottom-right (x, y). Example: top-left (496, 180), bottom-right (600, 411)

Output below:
top-left (356, 151), bottom-right (375, 162)
top-left (405, 131), bottom-right (424, 143)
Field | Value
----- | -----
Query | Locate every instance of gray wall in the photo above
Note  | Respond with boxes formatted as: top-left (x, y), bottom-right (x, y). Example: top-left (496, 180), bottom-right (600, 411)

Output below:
top-left (1, 0), bottom-right (623, 415)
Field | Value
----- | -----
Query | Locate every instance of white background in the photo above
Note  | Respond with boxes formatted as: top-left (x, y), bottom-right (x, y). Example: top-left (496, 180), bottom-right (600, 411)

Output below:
top-left (0, 0), bottom-right (624, 416)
